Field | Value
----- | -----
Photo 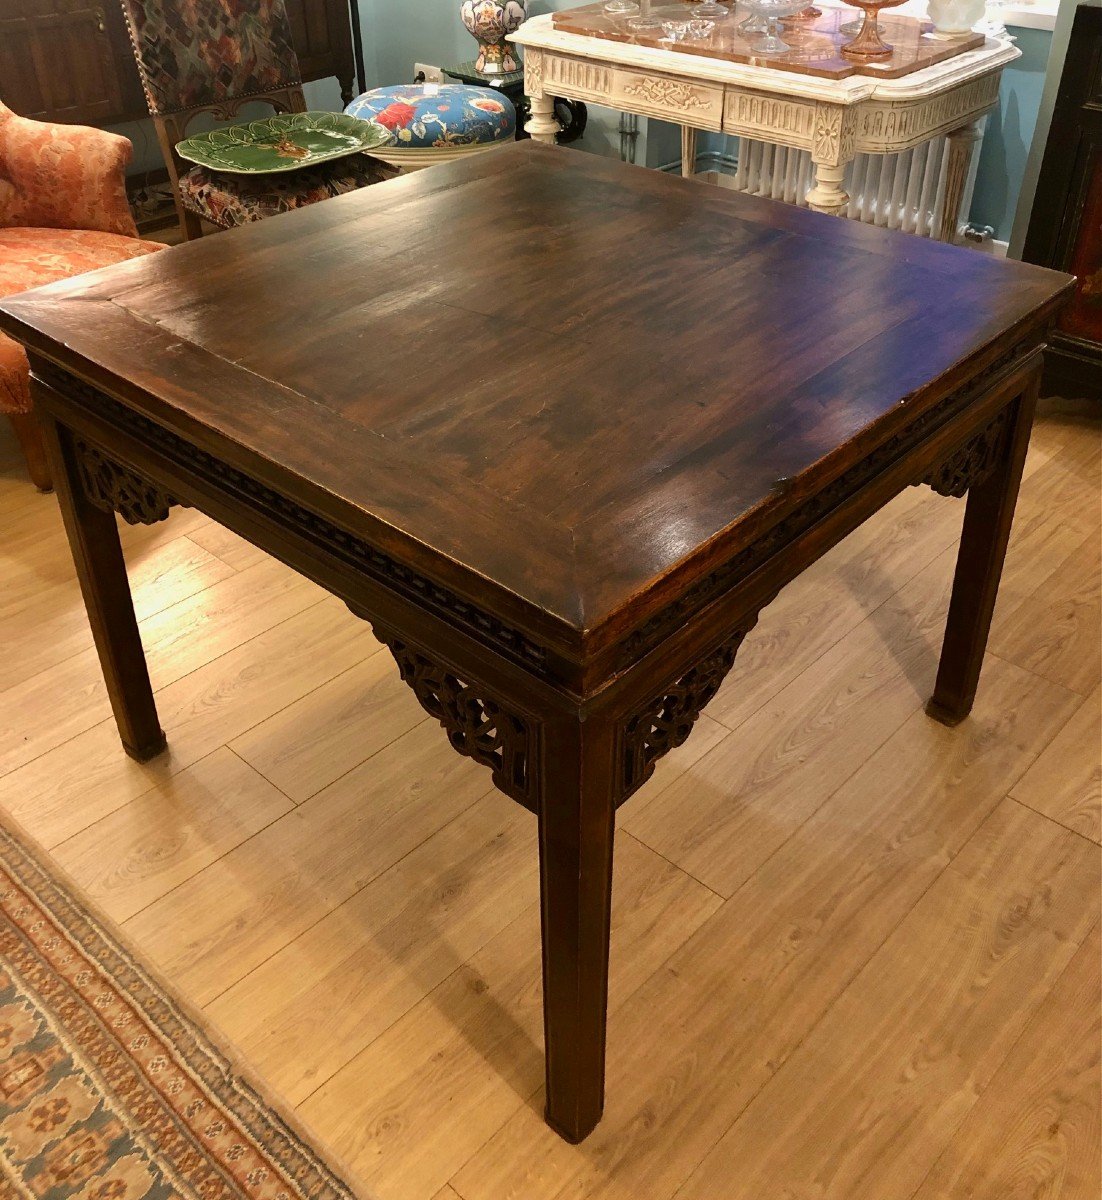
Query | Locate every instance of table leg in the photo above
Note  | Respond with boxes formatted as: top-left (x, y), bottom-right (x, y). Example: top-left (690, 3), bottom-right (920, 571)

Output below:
top-left (806, 161), bottom-right (849, 216)
top-left (935, 120), bottom-right (982, 243)
top-left (527, 94), bottom-right (562, 146)
top-left (538, 712), bottom-right (616, 1144)
top-left (926, 377), bottom-right (1040, 726)
top-left (807, 105), bottom-right (855, 216)
top-left (40, 415), bottom-right (166, 761)
top-left (682, 126), bottom-right (698, 179)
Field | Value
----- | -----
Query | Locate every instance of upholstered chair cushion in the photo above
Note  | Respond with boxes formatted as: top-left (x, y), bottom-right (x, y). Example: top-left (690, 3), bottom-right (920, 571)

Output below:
top-left (177, 155), bottom-right (392, 228)
top-left (345, 85), bottom-right (516, 149)
top-left (117, 0), bottom-right (301, 116)
top-left (0, 102), bottom-right (139, 237)
top-left (0, 229), bottom-right (162, 414)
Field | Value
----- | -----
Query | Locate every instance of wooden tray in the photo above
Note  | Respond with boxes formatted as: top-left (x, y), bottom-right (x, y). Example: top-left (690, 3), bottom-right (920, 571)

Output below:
top-left (549, 3), bottom-right (986, 80)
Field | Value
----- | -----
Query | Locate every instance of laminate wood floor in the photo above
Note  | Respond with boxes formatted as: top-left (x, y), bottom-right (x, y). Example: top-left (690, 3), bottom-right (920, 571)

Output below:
top-left (1, 399), bottom-right (1098, 1200)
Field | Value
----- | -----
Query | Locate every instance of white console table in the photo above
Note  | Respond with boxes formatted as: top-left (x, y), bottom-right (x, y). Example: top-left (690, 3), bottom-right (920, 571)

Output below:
top-left (511, 9), bottom-right (1018, 240)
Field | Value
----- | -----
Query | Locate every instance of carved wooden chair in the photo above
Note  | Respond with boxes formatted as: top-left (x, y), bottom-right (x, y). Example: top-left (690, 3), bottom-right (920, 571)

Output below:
top-left (0, 100), bottom-right (163, 490)
top-left (117, 0), bottom-right (389, 240)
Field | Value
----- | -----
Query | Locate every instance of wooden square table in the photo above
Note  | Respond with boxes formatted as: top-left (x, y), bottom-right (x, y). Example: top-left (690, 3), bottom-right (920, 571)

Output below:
top-left (0, 143), bottom-right (1072, 1144)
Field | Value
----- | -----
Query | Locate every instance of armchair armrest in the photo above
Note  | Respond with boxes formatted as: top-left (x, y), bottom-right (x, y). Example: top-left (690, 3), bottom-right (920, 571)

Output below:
top-left (0, 103), bottom-right (138, 237)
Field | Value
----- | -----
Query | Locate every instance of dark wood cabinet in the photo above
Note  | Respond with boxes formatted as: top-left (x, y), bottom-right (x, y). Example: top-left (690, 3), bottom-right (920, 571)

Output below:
top-left (1022, 5), bottom-right (1102, 398)
top-left (0, 0), bottom-right (357, 126)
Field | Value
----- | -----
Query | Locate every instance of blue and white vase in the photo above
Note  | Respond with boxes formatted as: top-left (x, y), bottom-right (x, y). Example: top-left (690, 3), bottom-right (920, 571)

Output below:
top-left (460, 0), bottom-right (528, 74)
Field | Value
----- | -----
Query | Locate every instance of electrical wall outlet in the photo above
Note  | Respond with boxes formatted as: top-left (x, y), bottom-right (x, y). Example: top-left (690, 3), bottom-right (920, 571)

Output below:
top-left (414, 63), bottom-right (445, 84)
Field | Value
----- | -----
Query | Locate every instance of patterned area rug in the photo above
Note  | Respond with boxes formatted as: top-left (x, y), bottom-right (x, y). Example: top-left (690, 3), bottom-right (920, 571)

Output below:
top-left (0, 813), bottom-right (361, 1200)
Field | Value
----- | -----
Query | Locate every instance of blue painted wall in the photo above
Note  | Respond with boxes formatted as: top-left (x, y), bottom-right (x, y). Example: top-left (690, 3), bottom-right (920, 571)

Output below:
top-left (969, 27), bottom-right (1053, 241)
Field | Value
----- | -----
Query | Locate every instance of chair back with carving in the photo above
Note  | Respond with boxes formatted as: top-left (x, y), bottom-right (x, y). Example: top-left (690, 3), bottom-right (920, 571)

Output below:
top-left (118, 0), bottom-right (308, 228)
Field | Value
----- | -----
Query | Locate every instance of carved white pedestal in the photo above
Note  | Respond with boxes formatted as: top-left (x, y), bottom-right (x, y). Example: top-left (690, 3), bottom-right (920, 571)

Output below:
top-left (511, 10), bottom-right (1017, 236)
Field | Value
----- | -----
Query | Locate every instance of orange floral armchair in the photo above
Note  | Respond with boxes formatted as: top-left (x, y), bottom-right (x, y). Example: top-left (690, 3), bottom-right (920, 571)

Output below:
top-left (0, 100), bottom-right (164, 489)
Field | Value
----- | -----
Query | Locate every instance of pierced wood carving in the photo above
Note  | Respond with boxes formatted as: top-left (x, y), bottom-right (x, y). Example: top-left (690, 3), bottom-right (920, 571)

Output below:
top-left (73, 438), bottom-right (180, 525)
top-left (36, 362), bottom-right (550, 676)
top-left (922, 405), bottom-right (1011, 498)
top-left (374, 628), bottom-right (538, 809)
top-left (618, 617), bottom-right (757, 804)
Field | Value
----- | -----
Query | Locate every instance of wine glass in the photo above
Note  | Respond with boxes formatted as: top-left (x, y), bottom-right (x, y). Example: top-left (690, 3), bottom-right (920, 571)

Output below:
top-left (840, 0), bottom-right (905, 59)
top-left (839, 7), bottom-right (882, 35)
top-left (742, 0), bottom-right (805, 52)
top-left (627, 0), bottom-right (664, 30)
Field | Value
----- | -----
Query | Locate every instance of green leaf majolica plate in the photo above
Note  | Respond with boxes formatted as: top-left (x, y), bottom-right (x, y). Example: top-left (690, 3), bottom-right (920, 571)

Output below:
top-left (175, 112), bottom-right (389, 175)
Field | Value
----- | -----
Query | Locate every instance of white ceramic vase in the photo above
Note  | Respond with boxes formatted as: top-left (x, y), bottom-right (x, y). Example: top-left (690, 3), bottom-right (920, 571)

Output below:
top-left (926, 0), bottom-right (985, 36)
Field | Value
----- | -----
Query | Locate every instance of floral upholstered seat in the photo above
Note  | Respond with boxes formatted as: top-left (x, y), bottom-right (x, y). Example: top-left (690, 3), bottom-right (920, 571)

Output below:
top-left (177, 156), bottom-right (392, 228)
top-left (0, 101), bottom-right (163, 489)
top-left (345, 85), bottom-right (516, 170)
top-left (118, 0), bottom-right (386, 238)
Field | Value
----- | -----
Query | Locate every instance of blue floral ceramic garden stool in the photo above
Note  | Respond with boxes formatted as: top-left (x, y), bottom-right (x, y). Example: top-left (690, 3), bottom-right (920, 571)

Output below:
top-left (344, 84), bottom-right (516, 171)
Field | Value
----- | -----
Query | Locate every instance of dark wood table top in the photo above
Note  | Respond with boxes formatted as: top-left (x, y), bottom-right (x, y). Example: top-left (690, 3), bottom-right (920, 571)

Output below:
top-left (0, 143), bottom-right (1071, 661)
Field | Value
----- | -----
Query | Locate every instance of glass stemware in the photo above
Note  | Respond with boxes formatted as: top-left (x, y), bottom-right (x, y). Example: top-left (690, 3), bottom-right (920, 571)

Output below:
top-left (604, 0), bottom-right (641, 13)
top-left (839, 10), bottom-right (882, 35)
top-left (627, 0), bottom-right (664, 30)
top-left (692, 1), bottom-right (729, 15)
top-left (840, 0), bottom-right (905, 59)
top-left (742, 0), bottom-right (804, 52)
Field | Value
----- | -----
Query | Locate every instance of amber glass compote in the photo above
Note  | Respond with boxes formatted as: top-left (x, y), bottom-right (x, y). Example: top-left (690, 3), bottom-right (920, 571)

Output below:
top-left (840, 0), bottom-right (905, 59)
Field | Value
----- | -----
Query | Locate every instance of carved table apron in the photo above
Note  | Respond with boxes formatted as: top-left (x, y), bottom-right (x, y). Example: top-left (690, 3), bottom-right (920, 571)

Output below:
top-left (0, 143), bottom-right (1073, 1145)
top-left (511, 10), bottom-right (1018, 232)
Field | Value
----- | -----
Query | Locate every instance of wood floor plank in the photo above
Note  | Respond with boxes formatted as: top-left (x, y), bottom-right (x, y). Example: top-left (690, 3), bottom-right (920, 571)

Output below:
top-left (230, 649), bottom-right (425, 804)
top-left (208, 792), bottom-right (542, 1106)
top-left (123, 720), bottom-right (492, 1006)
top-left (1011, 685), bottom-right (1101, 844)
top-left (299, 831), bottom-right (722, 1200)
top-left (990, 533), bottom-right (1101, 695)
top-left (3, 507), bottom-right (220, 619)
top-left (0, 533), bottom-right (239, 693)
top-left (621, 544), bottom-right (957, 896)
top-left (708, 485), bottom-right (963, 731)
top-left (431, 1187), bottom-right (465, 1200)
top-left (0, 597), bottom-right (375, 846)
top-left (49, 747), bottom-right (294, 920)
top-left (186, 521), bottom-right (271, 571)
top-left (912, 922), bottom-right (1101, 1200)
top-left (451, 655), bottom-right (1084, 1200)
top-left (679, 799), bottom-right (1099, 1200)
top-left (140, 556), bottom-right (327, 689)
top-left (0, 557), bottom-right (325, 776)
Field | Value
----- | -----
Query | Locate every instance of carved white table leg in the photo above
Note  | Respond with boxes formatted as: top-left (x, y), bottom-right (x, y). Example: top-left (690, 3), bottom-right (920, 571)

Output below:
top-left (681, 127), bottom-right (697, 178)
top-left (806, 162), bottom-right (849, 215)
top-left (527, 94), bottom-right (562, 145)
top-left (806, 104), bottom-right (855, 216)
top-left (936, 120), bottom-right (983, 242)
